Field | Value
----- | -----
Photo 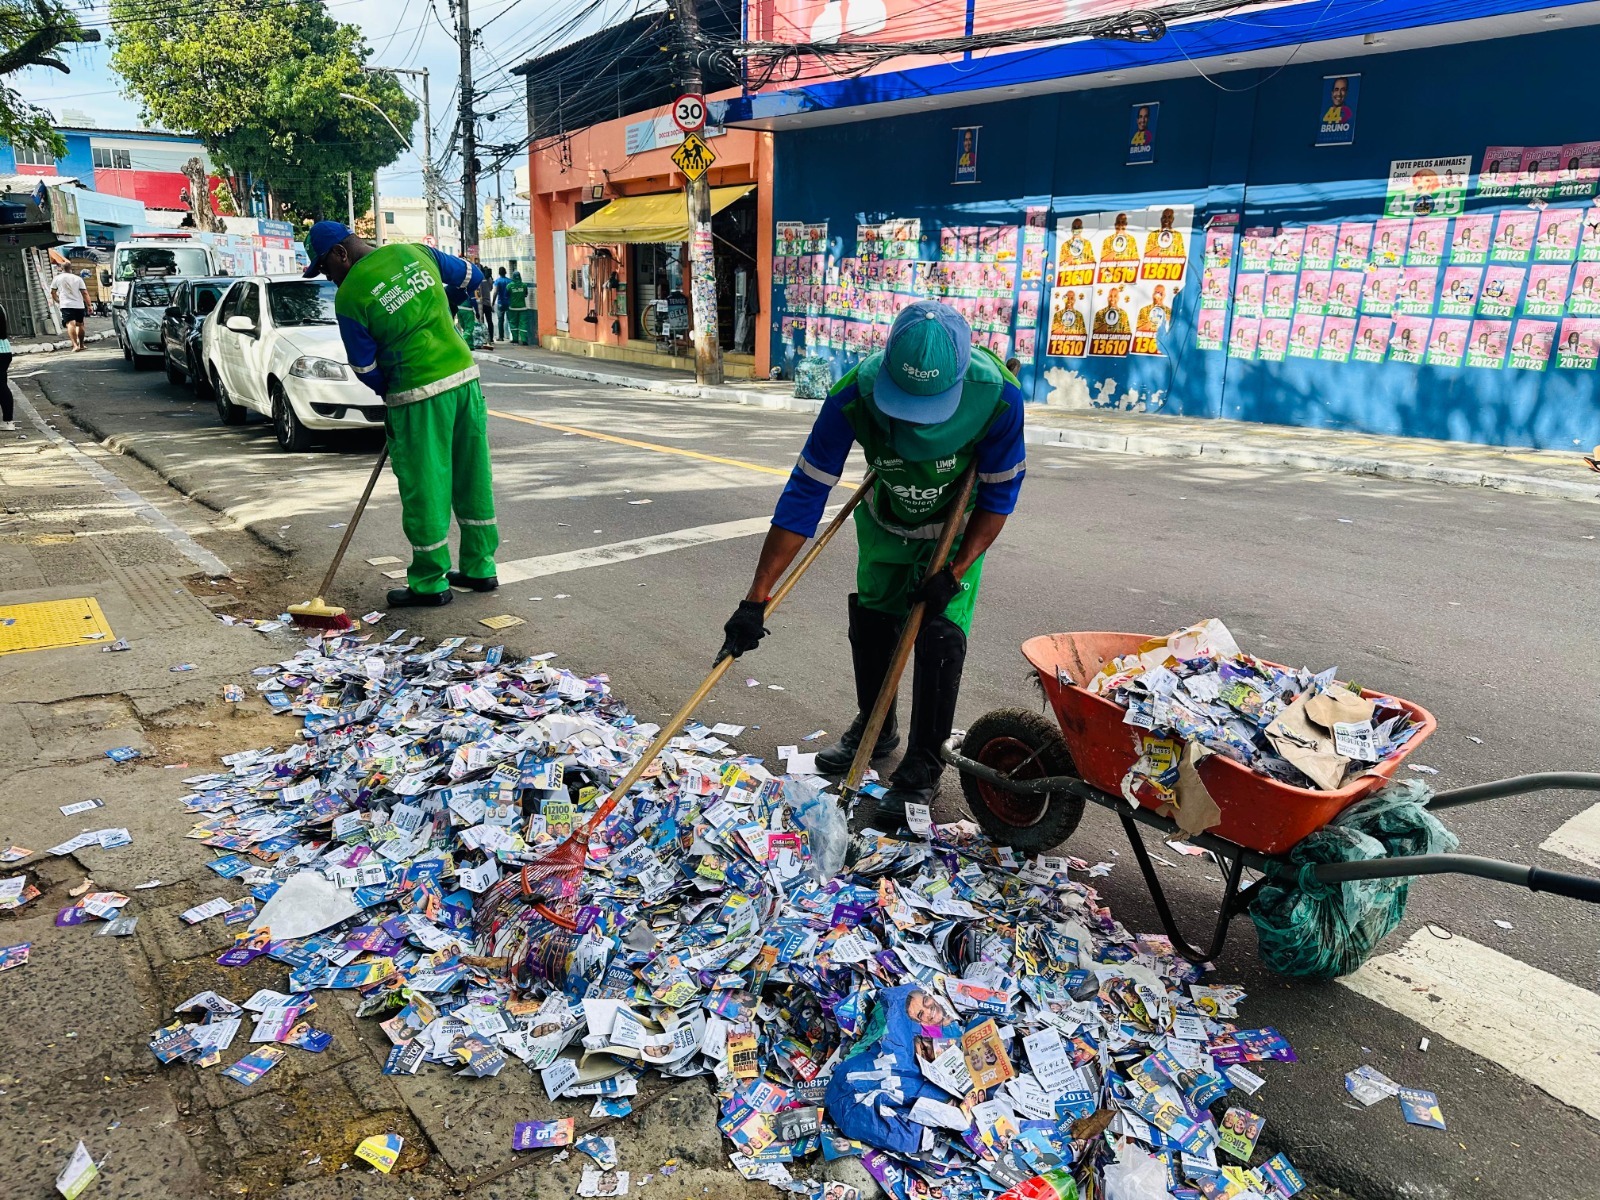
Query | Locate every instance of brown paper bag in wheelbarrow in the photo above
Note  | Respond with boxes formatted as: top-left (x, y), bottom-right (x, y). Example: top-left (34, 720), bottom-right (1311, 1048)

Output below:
top-left (1266, 694), bottom-right (1351, 791)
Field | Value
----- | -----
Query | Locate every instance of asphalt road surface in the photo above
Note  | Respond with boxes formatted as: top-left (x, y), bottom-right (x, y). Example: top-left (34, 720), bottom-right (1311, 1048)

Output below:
top-left (24, 343), bottom-right (1600, 1200)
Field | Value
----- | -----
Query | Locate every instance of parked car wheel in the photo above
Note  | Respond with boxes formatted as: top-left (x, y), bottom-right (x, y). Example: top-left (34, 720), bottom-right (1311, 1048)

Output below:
top-left (121, 337), bottom-right (131, 363)
top-left (188, 347), bottom-right (210, 397)
top-left (271, 381), bottom-right (312, 452)
top-left (213, 369), bottom-right (246, 426)
top-left (164, 349), bottom-right (185, 387)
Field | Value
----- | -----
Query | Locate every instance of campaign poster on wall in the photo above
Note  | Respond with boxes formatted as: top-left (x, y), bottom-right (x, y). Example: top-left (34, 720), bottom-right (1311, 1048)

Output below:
top-left (1479, 265), bottom-right (1525, 317)
top-left (1127, 102), bottom-right (1159, 166)
top-left (1336, 222), bottom-right (1372, 270)
top-left (1372, 219), bottom-right (1410, 267)
top-left (1491, 211), bottom-right (1534, 263)
top-left (1555, 142), bottom-right (1600, 199)
top-left (1389, 315), bottom-right (1431, 364)
top-left (1397, 267), bottom-right (1438, 314)
top-left (1228, 315), bottom-right (1259, 360)
top-left (1408, 219), bottom-right (1448, 267)
top-left (1288, 313), bottom-right (1323, 359)
top-left (1557, 317), bottom-right (1600, 368)
top-left (1200, 267), bottom-right (1230, 308)
top-left (1238, 273), bottom-right (1267, 316)
top-left (1240, 229), bottom-right (1274, 273)
top-left (1466, 319), bottom-right (1510, 368)
top-left (1328, 270), bottom-right (1363, 317)
top-left (1269, 228), bottom-right (1305, 273)
top-left (1319, 316), bottom-right (1356, 363)
top-left (1258, 317), bottom-right (1291, 362)
top-left (1385, 156), bottom-right (1472, 217)
top-left (1451, 215), bottom-right (1493, 266)
top-left (1571, 264), bottom-right (1600, 314)
top-left (1296, 271), bottom-right (1330, 316)
top-left (1479, 147), bottom-right (1522, 200)
top-left (1303, 224), bottom-right (1337, 270)
top-left (954, 127), bottom-right (980, 184)
top-left (1535, 208), bottom-right (1581, 262)
top-left (1426, 318), bottom-right (1470, 367)
top-left (1439, 266), bottom-right (1482, 316)
top-left (1260, 274), bottom-right (1291, 318)
top-left (1196, 309), bottom-right (1226, 351)
top-left (1052, 205), bottom-right (1194, 358)
top-left (1315, 74), bottom-right (1359, 147)
top-left (1091, 284), bottom-right (1135, 356)
top-left (1362, 268), bottom-right (1401, 315)
top-left (1510, 319), bottom-right (1556, 369)
top-left (1353, 317), bottom-right (1390, 363)
top-left (1204, 224), bottom-right (1236, 269)
top-left (1517, 146), bottom-right (1562, 201)
top-left (1045, 286), bottom-right (1090, 357)
top-left (1526, 265), bottom-right (1570, 316)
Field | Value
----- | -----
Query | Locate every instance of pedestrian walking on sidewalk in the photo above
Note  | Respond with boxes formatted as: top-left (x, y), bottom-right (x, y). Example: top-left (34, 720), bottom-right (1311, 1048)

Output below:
top-left (475, 266), bottom-right (495, 350)
top-left (0, 301), bottom-right (14, 430)
top-left (303, 220), bottom-right (500, 608)
top-left (49, 266), bottom-right (88, 351)
top-left (493, 266), bottom-right (511, 342)
top-left (717, 300), bottom-right (1028, 827)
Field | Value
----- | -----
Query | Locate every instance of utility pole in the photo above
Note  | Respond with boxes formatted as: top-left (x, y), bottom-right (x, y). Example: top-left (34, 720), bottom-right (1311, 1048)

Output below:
top-left (372, 169), bottom-right (383, 246)
top-left (346, 172), bottom-right (355, 227)
top-left (671, 0), bottom-right (722, 384)
top-left (456, 0), bottom-right (478, 257)
top-left (363, 66), bottom-right (436, 243)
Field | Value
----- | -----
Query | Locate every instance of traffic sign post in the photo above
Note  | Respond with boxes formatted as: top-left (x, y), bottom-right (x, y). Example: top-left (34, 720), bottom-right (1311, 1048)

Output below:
top-left (672, 93), bottom-right (706, 133)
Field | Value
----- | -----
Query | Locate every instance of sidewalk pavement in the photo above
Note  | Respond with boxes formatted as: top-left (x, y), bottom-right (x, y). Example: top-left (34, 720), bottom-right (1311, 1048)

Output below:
top-left (477, 342), bottom-right (1600, 503)
top-left (11, 313), bottom-right (116, 356)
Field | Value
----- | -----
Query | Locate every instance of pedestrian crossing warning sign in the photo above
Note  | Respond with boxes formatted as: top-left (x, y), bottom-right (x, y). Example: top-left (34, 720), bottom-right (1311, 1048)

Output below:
top-left (672, 132), bottom-right (715, 181)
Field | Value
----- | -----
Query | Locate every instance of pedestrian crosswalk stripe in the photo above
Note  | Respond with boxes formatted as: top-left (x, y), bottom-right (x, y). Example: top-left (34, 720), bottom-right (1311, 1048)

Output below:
top-left (1338, 928), bottom-right (1600, 1120)
top-left (1540, 803), bottom-right (1600, 869)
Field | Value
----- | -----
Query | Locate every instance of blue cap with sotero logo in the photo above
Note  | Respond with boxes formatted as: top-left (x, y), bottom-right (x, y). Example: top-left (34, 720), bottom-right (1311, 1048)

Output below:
top-left (303, 220), bottom-right (353, 278)
top-left (872, 300), bottom-right (973, 424)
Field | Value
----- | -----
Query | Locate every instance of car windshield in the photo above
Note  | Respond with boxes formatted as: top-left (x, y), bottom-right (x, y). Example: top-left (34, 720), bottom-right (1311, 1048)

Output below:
top-left (114, 245), bottom-right (210, 280)
top-left (131, 280), bottom-right (175, 308)
top-left (268, 280), bottom-right (337, 326)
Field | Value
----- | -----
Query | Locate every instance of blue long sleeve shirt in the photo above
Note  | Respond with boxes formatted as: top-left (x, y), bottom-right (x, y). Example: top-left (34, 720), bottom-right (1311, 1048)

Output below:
top-left (772, 377), bottom-right (1028, 537)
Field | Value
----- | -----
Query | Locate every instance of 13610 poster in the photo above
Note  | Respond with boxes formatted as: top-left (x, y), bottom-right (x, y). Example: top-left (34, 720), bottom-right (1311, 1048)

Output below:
top-left (1385, 156), bottom-right (1472, 218)
top-left (1315, 74), bottom-right (1359, 147)
top-left (1051, 205), bottom-right (1194, 358)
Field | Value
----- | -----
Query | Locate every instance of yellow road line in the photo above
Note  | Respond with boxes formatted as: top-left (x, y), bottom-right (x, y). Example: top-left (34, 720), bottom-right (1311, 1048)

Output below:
top-left (488, 409), bottom-right (791, 477)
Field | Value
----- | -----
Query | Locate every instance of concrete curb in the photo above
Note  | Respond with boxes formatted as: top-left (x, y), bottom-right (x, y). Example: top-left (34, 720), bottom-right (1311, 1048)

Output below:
top-left (14, 330), bottom-right (115, 356)
top-left (33, 376), bottom-right (297, 557)
top-left (475, 351), bottom-right (1600, 503)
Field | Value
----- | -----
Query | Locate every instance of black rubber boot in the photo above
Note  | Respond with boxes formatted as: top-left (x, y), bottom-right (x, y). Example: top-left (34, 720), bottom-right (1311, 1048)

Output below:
top-left (876, 615), bottom-right (968, 828)
top-left (386, 587), bottom-right (453, 608)
top-left (814, 595), bottom-right (903, 774)
top-left (448, 571), bottom-right (499, 592)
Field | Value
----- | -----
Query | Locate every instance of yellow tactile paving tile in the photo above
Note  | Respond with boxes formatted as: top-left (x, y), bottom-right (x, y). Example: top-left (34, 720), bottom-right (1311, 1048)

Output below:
top-left (0, 597), bottom-right (114, 656)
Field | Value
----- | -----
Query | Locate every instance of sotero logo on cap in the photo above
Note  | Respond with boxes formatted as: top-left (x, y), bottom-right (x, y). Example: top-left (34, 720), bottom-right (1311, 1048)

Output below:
top-left (901, 363), bottom-right (940, 381)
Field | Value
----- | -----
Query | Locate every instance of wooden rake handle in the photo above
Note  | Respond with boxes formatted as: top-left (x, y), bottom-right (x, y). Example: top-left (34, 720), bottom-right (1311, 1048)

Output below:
top-left (577, 471), bottom-right (878, 836)
top-left (842, 465), bottom-right (978, 798)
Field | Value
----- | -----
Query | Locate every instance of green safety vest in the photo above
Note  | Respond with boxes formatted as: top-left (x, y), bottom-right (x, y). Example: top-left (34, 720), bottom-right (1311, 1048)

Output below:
top-left (334, 242), bottom-right (478, 407)
top-left (840, 346), bottom-right (1010, 538)
top-left (507, 279), bottom-right (529, 309)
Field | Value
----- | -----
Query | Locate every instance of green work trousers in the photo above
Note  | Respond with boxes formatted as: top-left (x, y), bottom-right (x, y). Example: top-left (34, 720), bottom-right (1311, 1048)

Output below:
top-left (853, 507), bottom-right (986, 634)
top-left (386, 380), bottom-right (498, 594)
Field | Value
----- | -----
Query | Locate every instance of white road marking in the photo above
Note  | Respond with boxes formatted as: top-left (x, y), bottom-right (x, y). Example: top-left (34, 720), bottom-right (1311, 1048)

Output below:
top-left (1339, 929), bottom-right (1600, 1119)
top-left (1541, 803), bottom-right (1600, 869)
top-left (496, 516), bottom-right (773, 584)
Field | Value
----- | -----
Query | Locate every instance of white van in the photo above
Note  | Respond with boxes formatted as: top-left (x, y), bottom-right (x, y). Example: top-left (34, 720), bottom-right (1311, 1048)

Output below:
top-left (104, 234), bottom-right (220, 303)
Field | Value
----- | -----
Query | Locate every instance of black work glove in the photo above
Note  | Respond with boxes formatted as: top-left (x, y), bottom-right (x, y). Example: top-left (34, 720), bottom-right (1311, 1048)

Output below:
top-left (910, 566), bottom-right (964, 615)
top-left (717, 599), bottom-right (769, 663)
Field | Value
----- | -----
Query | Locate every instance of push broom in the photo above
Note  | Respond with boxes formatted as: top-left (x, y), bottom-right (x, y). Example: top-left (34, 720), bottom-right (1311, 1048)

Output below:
top-left (507, 471), bottom-right (878, 925)
top-left (288, 447), bottom-right (389, 632)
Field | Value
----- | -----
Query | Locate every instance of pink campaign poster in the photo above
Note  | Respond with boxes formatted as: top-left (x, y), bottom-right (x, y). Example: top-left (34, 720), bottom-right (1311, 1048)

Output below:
top-left (1450, 214), bottom-right (1493, 266)
top-left (1439, 266), bottom-right (1482, 316)
top-left (1555, 140), bottom-right (1600, 199)
top-left (1479, 145), bottom-right (1522, 199)
top-left (1509, 319), bottom-right (1556, 370)
top-left (1263, 273), bottom-right (1296, 318)
top-left (1196, 309), bottom-right (1226, 350)
top-left (1581, 206), bottom-right (1600, 262)
top-left (1491, 211), bottom-right (1534, 263)
top-left (1556, 317), bottom-right (1600, 368)
top-left (1204, 225), bottom-right (1235, 269)
top-left (1200, 267), bottom-right (1230, 308)
top-left (1336, 222), bottom-right (1373, 270)
top-left (1362, 267), bottom-right (1402, 315)
top-left (1296, 271), bottom-right (1330, 316)
top-left (1352, 316), bottom-right (1391, 363)
top-left (1257, 317), bottom-right (1291, 362)
top-left (1389, 314), bottom-right (1431, 365)
top-left (1270, 228), bottom-right (1305, 272)
top-left (1466, 319), bottom-right (1510, 369)
top-left (1397, 266), bottom-right (1438, 314)
top-left (1526, 265), bottom-right (1570, 317)
top-left (1319, 316), bottom-right (1356, 363)
top-left (1570, 264), bottom-right (1600, 315)
top-left (1371, 219), bottom-right (1410, 266)
top-left (1407, 218), bottom-right (1448, 266)
top-left (1426, 318), bottom-right (1471, 368)
top-left (1535, 208), bottom-right (1581, 262)
top-left (1303, 224), bottom-right (1338, 270)
top-left (1519, 145), bottom-right (1564, 198)
top-left (1234, 273), bottom-right (1264, 316)
top-left (1288, 313), bottom-right (1323, 359)
top-left (1228, 315), bottom-right (1260, 360)
top-left (1479, 265), bottom-right (1525, 317)
top-left (1326, 271), bottom-right (1363, 317)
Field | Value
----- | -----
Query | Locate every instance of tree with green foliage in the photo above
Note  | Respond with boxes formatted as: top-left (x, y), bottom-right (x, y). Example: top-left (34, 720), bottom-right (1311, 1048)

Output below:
top-left (108, 0), bottom-right (417, 220)
top-left (0, 0), bottom-right (100, 155)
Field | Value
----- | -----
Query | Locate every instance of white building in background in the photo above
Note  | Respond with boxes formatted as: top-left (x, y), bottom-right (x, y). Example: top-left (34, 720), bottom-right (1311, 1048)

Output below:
top-left (375, 195), bottom-right (459, 244)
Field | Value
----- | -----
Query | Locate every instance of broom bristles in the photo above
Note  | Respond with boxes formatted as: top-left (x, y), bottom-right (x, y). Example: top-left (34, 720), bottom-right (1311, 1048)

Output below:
top-left (287, 597), bottom-right (354, 632)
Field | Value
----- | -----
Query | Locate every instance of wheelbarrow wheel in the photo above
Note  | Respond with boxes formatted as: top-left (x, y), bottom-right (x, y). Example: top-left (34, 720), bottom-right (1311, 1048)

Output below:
top-left (959, 707), bottom-right (1085, 853)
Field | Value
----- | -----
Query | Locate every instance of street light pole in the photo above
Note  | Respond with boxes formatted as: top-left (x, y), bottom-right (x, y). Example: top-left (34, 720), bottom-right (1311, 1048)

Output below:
top-left (338, 90), bottom-right (411, 246)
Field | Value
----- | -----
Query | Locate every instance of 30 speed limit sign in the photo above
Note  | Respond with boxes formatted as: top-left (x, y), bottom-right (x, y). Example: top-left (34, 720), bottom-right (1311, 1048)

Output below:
top-left (672, 93), bottom-right (706, 133)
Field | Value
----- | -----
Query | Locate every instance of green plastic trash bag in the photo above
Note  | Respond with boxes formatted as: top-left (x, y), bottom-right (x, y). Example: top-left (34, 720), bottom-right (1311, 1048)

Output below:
top-left (794, 356), bottom-right (833, 401)
top-left (1249, 781), bottom-right (1457, 980)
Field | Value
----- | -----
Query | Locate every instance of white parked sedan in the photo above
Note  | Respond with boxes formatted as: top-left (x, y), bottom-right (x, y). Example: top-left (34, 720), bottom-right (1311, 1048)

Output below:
top-left (201, 275), bottom-right (385, 451)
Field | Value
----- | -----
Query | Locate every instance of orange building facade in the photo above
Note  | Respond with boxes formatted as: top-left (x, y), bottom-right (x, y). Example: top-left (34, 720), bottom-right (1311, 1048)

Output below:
top-left (528, 98), bottom-right (774, 380)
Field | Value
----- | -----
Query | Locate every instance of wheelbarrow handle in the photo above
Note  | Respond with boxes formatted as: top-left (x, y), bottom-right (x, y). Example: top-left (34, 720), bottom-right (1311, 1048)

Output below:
top-left (1429, 771), bottom-right (1600, 809)
top-left (1528, 865), bottom-right (1600, 905)
top-left (1307, 853), bottom-right (1600, 905)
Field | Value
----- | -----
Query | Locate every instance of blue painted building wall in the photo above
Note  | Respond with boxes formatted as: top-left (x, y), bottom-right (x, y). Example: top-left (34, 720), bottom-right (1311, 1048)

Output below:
top-left (768, 26), bottom-right (1600, 450)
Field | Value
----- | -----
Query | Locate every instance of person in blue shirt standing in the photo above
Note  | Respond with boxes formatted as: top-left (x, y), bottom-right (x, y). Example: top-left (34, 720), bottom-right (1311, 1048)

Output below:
top-left (493, 266), bottom-right (511, 342)
top-left (716, 300), bottom-right (1027, 827)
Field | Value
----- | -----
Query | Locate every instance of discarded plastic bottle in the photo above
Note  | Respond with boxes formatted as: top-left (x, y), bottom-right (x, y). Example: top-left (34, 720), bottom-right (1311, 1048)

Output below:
top-left (998, 1169), bottom-right (1080, 1200)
